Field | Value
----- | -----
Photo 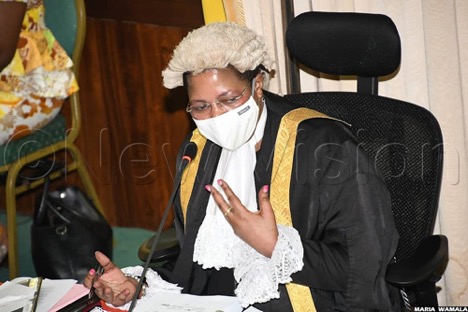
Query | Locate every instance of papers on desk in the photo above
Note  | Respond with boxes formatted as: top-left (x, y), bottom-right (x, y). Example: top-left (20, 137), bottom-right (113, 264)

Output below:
top-left (0, 277), bottom-right (88, 312)
top-left (0, 278), bottom-right (262, 312)
top-left (133, 292), bottom-right (262, 312)
top-left (49, 283), bottom-right (89, 311)
top-left (0, 280), bottom-right (36, 311)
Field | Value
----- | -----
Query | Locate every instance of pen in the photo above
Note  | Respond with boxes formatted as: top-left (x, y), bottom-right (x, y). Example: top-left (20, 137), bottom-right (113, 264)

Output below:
top-left (89, 264), bottom-right (103, 299)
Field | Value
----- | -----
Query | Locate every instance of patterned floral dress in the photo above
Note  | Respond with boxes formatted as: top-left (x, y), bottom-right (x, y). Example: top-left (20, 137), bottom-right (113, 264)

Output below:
top-left (0, 0), bottom-right (78, 145)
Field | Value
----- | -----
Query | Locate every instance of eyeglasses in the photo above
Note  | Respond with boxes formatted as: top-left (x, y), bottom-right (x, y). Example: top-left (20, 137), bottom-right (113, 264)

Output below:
top-left (186, 81), bottom-right (251, 119)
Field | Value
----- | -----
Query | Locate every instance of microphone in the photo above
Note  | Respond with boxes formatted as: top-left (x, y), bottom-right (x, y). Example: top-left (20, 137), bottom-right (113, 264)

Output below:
top-left (178, 143), bottom-right (197, 172)
top-left (129, 142), bottom-right (197, 311)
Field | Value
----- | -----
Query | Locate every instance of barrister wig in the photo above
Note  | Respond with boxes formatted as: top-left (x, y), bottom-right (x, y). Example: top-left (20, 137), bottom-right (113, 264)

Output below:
top-left (162, 22), bottom-right (274, 89)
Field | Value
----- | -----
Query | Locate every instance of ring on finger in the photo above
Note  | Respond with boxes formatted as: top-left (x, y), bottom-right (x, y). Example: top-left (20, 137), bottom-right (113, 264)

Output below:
top-left (224, 206), bottom-right (233, 217)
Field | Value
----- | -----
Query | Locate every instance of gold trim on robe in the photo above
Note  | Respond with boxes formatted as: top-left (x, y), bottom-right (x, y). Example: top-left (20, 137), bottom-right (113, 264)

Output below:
top-left (180, 107), bottom-right (337, 311)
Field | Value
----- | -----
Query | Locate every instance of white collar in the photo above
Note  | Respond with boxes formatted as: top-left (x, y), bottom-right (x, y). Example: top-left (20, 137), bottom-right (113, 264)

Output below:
top-left (193, 102), bottom-right (268, 269)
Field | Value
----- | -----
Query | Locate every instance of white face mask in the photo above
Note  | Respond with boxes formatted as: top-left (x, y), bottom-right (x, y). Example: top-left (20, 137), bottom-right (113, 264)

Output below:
top-left (193, 96), bottom-right (260, 151)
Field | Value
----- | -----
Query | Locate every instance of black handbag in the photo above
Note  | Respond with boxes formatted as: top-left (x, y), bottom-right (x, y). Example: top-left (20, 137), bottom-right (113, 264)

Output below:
top-left (31, 178), bottom-right (113, 281)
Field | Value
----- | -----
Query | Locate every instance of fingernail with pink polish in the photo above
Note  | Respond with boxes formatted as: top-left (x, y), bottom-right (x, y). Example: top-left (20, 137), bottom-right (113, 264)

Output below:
top-left (263, 185), bottom-right (269, 193)
top-left (89, 268), bottom-right (95, 275)
top-left (217, 179), bottom-right (223, 186)
top-left (205, 185), bottom-right (211, 192)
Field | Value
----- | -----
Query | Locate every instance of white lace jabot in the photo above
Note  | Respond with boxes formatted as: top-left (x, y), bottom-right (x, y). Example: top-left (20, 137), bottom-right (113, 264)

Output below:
top-left (97, 103), bottom-right (305, 311)
top-left (193, 103), bottom-right (304, 307)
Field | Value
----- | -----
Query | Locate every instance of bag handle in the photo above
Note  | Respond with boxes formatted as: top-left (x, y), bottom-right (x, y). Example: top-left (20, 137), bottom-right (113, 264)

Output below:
top-left (46, 201), bottom-right (72, 225)
top-left (34, 176), bottom-right (51, 226)
top-left (35, 178), bottom-right (94, 228)
top-left (33, 162), bottom-right (66, 225)
top-left (46, 191), bottom-right (100, 230)
top-left (34, 177), bottom-right (73, 226)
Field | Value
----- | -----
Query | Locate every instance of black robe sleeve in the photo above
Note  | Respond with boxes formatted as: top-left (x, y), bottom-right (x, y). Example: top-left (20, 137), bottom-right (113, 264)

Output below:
top-left (288, 119), bottom-right (400, 310)
top-left (168, 92), bottom-right (400, 311)
top-left (256, 92), bottom-right (400, 310)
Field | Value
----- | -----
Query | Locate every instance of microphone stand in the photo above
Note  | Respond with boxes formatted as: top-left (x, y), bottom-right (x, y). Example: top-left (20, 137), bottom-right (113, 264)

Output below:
top-left (128, 144), bottom-right (196, 312)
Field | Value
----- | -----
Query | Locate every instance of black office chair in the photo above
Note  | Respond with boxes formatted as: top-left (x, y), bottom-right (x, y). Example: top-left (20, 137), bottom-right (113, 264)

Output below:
top-left (284, 11), bottom-right (448, 310)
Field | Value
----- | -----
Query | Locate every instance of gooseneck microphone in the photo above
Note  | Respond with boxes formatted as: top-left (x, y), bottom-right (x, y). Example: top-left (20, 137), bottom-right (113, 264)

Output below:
top-left (129, 142), bottom-right (197, 311)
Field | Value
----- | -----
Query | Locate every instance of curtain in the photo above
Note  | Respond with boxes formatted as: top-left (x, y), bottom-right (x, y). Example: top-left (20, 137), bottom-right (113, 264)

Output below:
top-left (292, 0), bottom-right (468, 306)
top-left (201, 0), bottom-right (468, 305)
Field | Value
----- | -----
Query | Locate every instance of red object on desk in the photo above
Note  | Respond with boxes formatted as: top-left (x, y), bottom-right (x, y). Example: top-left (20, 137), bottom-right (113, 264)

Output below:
top-left (100, 300), bottom-right (129, 312)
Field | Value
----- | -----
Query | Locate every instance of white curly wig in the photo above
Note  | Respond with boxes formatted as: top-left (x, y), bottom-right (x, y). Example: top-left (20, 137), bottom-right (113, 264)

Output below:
top-left (162, 22), bottom-right (274, 89)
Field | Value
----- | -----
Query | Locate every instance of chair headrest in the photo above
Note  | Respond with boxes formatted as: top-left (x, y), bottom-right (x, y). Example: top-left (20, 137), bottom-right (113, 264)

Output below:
top-left (286, 11), bottom-right (401, 77)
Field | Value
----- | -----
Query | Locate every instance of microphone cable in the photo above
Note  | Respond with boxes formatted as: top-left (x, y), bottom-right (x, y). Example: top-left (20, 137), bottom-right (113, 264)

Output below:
top-left (128, 142), bottom-right (197, 311)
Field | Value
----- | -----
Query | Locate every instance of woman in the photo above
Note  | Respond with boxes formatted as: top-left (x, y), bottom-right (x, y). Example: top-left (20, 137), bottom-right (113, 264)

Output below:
top-left (84, 22), bottom-right (400, 311)
top-left (0, 0), bottom-right (78, 145)
top-left (0, 0), bottom-right (78, 265)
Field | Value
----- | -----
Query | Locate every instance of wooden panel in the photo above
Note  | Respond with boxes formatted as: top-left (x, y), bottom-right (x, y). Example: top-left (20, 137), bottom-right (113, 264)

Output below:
top-left (84, 0), bottom-right (204, 28)
top-left (74, 18), bottom-right (197, 229)
top-left (8, 1), bottom-right (203, 230)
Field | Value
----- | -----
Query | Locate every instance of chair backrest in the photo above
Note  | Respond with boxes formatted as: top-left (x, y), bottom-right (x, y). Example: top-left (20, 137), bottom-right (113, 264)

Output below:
top-left (44, 0), bottom-right (85, 72)
top-left (44, 0), bottom-right (76, 56)
top-left (284, 11), bottom-right (444, 262)
top-left (43, 0), bottom-right (86, 141)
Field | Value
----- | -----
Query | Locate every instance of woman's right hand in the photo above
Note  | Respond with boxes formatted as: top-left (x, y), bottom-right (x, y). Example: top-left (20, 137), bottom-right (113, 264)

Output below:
top-left (83, 251), bottom-right (138, 307)
top-left (207, 180), bottom-right (279, 258)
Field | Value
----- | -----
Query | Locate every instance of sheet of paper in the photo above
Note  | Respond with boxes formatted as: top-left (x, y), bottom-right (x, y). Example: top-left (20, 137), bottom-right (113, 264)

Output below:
top-left (0, 281), bottom-right (35, 311)
top-left (36, 279), bottom-right (77, 312)
top-left (134, 292), bottom-right (262, 312)
top-left (49, 283), bottom-right (89, 312)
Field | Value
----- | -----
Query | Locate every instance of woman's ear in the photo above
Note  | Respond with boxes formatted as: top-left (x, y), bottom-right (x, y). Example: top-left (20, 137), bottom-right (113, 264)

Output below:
top-left (254, 72), bottom-right (265, 97)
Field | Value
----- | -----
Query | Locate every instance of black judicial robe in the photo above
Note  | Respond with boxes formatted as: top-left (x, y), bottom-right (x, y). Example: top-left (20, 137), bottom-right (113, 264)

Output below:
top-left (165, 91), bottom-right (400, 311)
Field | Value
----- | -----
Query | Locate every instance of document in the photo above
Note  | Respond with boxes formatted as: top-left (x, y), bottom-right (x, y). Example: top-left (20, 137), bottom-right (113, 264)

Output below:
top-left (1, 278), bottom-right (262, 312)
top-left (134, 292), bottom-right (261, 312)
top-left (49, 283), bottom-right (89, 312)
top-left (0, 281), bottom-right (35, 311)
top-left (3, 277), bottom-right (79, 312)
top-left (35, 279), bottom-right (77, 312)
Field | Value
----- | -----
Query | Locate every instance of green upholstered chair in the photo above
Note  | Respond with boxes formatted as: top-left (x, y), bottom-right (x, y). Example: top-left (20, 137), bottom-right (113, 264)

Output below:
top-left (0, 0), bottom-right (104, 279)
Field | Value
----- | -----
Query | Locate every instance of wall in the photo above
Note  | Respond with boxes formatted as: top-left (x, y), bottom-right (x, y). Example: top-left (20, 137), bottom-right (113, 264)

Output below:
top-left (4, 0), bottom-right (204, 229)
top-left (5, 1), bottom-right (202, 230)
top-left (71, 0), bottom-right (204, 229)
